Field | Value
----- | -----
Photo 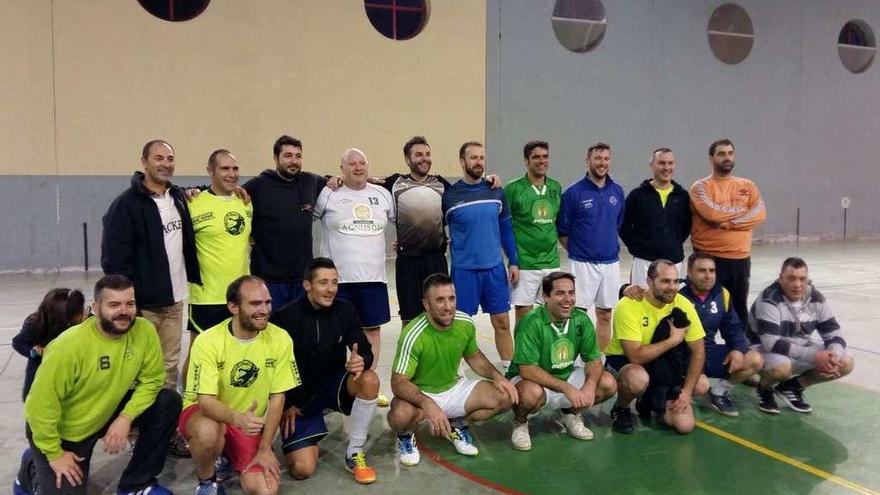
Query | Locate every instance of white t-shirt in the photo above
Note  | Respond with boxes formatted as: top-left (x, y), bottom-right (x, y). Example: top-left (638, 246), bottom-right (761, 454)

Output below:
top-left (153, 191), bottom-right (188, 302)
top-left (314, 183), bottom-right (395, 283)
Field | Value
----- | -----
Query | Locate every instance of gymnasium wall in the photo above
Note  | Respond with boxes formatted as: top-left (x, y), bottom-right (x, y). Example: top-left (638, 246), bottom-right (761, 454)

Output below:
top-left (0, 0), bottom-right (485, 270)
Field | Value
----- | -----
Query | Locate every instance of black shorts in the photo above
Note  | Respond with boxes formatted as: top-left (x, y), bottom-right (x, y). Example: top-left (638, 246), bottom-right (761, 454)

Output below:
top-left (188, 304), bottom-right (231, 333)
top-left (395, 252), bottom-right (449, 321)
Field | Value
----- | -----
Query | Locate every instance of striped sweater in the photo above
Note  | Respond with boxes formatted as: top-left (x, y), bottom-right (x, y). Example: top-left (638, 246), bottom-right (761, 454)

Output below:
top-left (747, 282), bottom-right (846, 360)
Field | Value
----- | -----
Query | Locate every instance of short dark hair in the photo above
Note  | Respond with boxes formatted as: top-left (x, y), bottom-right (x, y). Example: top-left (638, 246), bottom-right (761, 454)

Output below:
top-left (207, 149), bottom-right (231, 169)
top-left (94, 274), bottom-right (134, 301)
top-left (687, 251), bottom-right (715, 269)
top-left (141, 139), bottom-right (173, 160)
top-left (404, 136), bottom-right (430, 158)
top-left (647, 259), bottom-right (676, 281)
top-left (273, 135), bottom-right (303, 159)
top-left (304, 257), bottom-right (337, 282)
top-left (709, 138), bottom-right (735, 156)
top-left (587, 142), bottom-right (610, 158)
top-left (523, 140), bottom-right (549, 159)
top-left (541, 271), bottom-right (576, 296)
top-left (459, 141), bottom-right (483, 160)
top-left (226, 275), bottom-right (267, 305)
top-left (31, 288), bottom-right (85, 346)
top-left (781, 257), bottom-right (808, 273)
top-left (423, 272), bottom-right (454, 297)
top-left (651, 147), bottom-right (673, 161)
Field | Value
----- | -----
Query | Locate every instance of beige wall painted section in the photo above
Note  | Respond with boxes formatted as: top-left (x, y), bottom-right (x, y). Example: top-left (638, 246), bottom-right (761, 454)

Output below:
top-left (0, 1), bottom-right (55, 174)
top-left (0, 0), bottom-right (485, 177)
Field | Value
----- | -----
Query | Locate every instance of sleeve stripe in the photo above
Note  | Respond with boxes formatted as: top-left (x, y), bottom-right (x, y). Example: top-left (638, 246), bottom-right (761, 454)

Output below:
top-left (394, 318), bottom-right (429, 375)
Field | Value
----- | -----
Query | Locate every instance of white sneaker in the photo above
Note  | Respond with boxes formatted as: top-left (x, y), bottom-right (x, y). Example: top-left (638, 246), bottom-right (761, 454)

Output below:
top-left (556, 411), bottom-right (594, 440)
top-left (511, 421), bottom-right (532, 451)
top-left (447, 425), bottom-right (479, 456)
top-left (396, 433), bottom-right (420, 466)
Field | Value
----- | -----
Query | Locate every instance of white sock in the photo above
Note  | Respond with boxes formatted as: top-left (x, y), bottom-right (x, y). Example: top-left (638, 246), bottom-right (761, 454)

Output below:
top-left (346, 397), bottom-right (378, 457)
top-left (500, 360), bottom-right (511, 370)
top-left (711, 379), bottom-right (734, 396)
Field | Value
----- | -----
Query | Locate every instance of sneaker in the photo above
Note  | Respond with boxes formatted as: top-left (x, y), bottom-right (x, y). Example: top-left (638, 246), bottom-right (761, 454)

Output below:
top-left (611, 406), bottom-right (635, 434)
top-left (447, 424), bottom-right (479, 456)
top-left (510, 421), bottom-right (532, 451)
top-left (194, 480), bottom-right (225, 495)
top-left (214, 455), bottom-right (235, 483)
top-left (118, 483), bottom-right (173, 495)
top-left (377, 392), bottom-right (390, 408)
top-left (345, 451), bottom-right (377, 484)
top-left (14, 448), bottom-right (34, 495)
top-left (13, 479), bottom-right (30, 495)
top-left (776, 379), bottom-right (812, 413)
top-left (757, 387), bottom-right (781, 414)
top-left (396, 433), bottom-right (420, 466)
top-left (709, 391), bottom-right (740, 417)
top-left (168, 433), bottom-right (191, 458)
top-left (555, 411), bottom-right (594, 440)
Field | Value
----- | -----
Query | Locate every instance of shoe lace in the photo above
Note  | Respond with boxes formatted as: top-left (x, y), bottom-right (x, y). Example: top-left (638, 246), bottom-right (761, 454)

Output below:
top-left (350, 452), bottom-right (368, 469)
top-left (456, 426), bottom-right (474, 444)
top-left (398, 435), bottom-right (415, 453)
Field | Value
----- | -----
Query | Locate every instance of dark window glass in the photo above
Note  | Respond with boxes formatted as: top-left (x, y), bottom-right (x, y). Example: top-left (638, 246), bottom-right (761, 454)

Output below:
top-left (838, 20), bottom-right (875, 74)
top-left (551, 0), bottom-right (607, 53)
top-left (707, 3), bottom-right (754, 65)
top-left (137, 0), bottom-right (210, 22)
top-left (364, 0), bottom-right (429, 41)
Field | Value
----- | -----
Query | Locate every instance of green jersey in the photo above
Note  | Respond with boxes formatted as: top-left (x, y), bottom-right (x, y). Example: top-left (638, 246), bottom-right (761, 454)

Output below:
top-left (504, 175), bottom-right (562, 269)
top-left (392, 311), bottom-right (479, 394)
top-left (189, 191), bottom-right (253, 305)
top-left (25, 317), bottom-right (164, 460)
top-left (508, 306), bottom-right (600, 380)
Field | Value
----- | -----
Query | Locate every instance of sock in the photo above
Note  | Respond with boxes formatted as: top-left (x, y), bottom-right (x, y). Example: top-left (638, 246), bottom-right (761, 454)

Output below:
top-left (346, 396), bottom-right (378, 458)
top-left (711, 379), bottom-right (734, 396)
top-left (560, 407), bottom-right (574, 415)
top-left (198, 475), bottom-right (217, 484)
top-left (449, 417), bottom-right (466, 429)
top-left (500, 360), bottom-right (511, 370)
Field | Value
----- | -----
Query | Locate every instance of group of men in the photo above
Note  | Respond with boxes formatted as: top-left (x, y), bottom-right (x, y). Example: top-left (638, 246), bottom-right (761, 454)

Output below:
top-left (16, 135), bottom-right (856, 495)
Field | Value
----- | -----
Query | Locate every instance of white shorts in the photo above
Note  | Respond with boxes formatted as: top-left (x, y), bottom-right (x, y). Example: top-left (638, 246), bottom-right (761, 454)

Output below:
top-left (424, 377), bottom-right (484, 419)
top-left (510, 267), bottom-right (560, 306)
top-left (630, 257), bottom-right (683, 288)
top-left (511, 366), bottom-right (586, 410)
top-left (569, 260), bottom-right (620, 309)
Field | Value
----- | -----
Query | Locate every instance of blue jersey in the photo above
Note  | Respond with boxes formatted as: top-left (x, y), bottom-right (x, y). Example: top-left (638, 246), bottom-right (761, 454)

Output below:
top-left (442, 180), bottom-right (519, 269)
top-left (557, 176), bottom-right (625, 263)
top-left (679, 282), bottom-right (748, 353)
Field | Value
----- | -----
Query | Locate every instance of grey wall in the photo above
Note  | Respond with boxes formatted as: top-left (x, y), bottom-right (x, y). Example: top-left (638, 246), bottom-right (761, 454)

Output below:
top-left (486, 0), bottom-right (880, 238)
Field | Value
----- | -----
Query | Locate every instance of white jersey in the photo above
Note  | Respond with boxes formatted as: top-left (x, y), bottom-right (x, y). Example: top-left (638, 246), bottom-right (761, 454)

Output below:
top-left (314, 183), bottom-right (395, 283)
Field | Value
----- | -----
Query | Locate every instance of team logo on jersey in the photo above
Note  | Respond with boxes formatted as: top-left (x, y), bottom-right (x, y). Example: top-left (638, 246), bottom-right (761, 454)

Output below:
top-left (337, 203), bottom-right (385, 236)
top-left (550, 339), bottom-right (575, 370)
top-left (581, 199), bottom-right (593, 209)
top-left (230, 359), bottom-right (259, 387)
top-left (224, 211), bottom-right (246, 235)
top-left (531, 198), bottom-right (555, 224)
top-left (609, 196), bottom-right (618, 206)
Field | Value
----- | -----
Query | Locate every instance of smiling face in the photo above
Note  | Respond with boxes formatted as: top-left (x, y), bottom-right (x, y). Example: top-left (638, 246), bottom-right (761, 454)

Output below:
top-left (304, 267), bottom-right (339, 309)
top-left (650, 150), bottom-right (676, 186)
top-left (340, 149), bottom-right (369, 188)
top-left (406, 143), bottom-right (433, 179)
top-left (525, 146), bottom-right (550, 179)
top-left (460, 144), bottom-right (486, 181)
top-left (230, 280), bottom-right (272, 333)
top-left (422, 283), bottom-right (457, 329)
top-left (544, 277), bottom-right (576, 322)
top-left (142, 142), bottom-right (175, 187)
top-left (93, 287), bottom-right (137, 336)
top-left (648, 263), bottom-right (679, 305)
top-left (587, 148), bottom-right (611, 179)
top-left (209, 152), bottom-right (240, 195)
top-left (779, 265), bottom-right (809, 301)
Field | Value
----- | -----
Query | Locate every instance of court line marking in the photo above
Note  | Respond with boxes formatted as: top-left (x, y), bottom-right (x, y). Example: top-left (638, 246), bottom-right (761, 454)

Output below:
top-left (696, 421), bottom-right (879, 495)
top-left (420, 439), bottom-right (526, 495)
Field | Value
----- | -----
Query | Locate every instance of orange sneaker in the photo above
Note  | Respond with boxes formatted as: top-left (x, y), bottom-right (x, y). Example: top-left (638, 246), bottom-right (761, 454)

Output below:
top-left (345, 451), bottom-right (377, 484)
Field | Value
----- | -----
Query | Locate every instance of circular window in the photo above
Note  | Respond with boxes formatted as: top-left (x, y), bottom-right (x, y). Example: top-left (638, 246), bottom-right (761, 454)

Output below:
top-left (838, 20), bottom-right (876, 73)
top-left (364, 0), bottom-right (429, 41)
top-left (137, 0), bottom-right (210, 22)
top-left (551, 0), bottom-right (607, 53)
top-left (707, 3), bottom-right (754, 64)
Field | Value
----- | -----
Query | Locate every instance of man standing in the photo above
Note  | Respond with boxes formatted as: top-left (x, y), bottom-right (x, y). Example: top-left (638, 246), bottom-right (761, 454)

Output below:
top-left (314, 148), bottom-right (394, 406)
top-left (188, 149), bottom-right (253, 334)
top-left (605, 261), bottom-right (709, 435)
top-left (679, 252), bottom-right (763, 417)
top-left (504, 140), bottom-right (563, 325)
top-left (690, 138), bottom-right (766, 324)
top-left (244, 135), bottom-right (327, 308)
top-left (181, 275), bottom-right (300, 495)
top-left (271, 258), bottom-right (380, 485)
top-left (19, 275), bottom-right (180, 495)
top-left (388, 273), bottom-right (518, 466)
top-left (442, 141), bottom-right (519, 368)
top-left (748, 258), bottom-right (855, 414)
top-left (557, 143), bottom-right (625, 350)
top-left (508, 272), bottom-right (616, 451)
top-left (102, 139), bottom-right (200, 389)
top-left (619, 147), bottom-right (691, 288)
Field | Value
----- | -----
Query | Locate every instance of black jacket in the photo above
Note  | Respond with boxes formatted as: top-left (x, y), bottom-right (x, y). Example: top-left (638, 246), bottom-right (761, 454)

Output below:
top-left (244, 170), bottom-right (326, 283)
top-left (270, 296), bottom-right (373, 409)
top-left (12, 316), bottom-right (41, 402)
top-left (619, 180), bottom-right (691, 263)
top-left (101, 172), bottom-right (200, 308)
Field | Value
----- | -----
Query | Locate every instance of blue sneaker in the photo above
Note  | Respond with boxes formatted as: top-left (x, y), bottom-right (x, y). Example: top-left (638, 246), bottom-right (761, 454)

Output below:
top-left (13, 478), bottom-right (31, 495)
top-left (117, 483), bottom-right (173, 495)
top-left (14, 448), bottom-right (35, 495)
top-left (194, 480), bottom-right (225, 495)
top-left (214, 455), bottom-right (235, 483)
top-left (396, 433), bottom-right (420, 466)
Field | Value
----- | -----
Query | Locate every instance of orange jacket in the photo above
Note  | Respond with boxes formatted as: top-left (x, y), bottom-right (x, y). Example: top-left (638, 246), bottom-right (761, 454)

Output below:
top-left (689, 175), bottom-right (766, 259)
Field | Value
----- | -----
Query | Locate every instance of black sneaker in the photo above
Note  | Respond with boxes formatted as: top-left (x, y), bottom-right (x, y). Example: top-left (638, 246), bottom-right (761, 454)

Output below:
top-left (757, 387), bottom-right (780, 414)
top-left (611, 406), bottom-right (635, 434)
top-left (168, 433), bottom-right (192, 458)
top-left (775, 379), bottom-right (812, 413)
top-left (709, 391), bottom-right (739, 417)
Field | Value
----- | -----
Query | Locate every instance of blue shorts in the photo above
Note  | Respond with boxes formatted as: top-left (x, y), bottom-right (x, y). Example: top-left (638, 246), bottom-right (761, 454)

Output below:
top-left (451, 263), bottom-right (510, 315)
top-left (267, 282), bottom-right (305, 311)
top-left (336, 282), bottom-right (391, 327)
top-left (281, 369), bottom-right (355, 454)
top-left (704, 344), bottom-right (735, 379)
